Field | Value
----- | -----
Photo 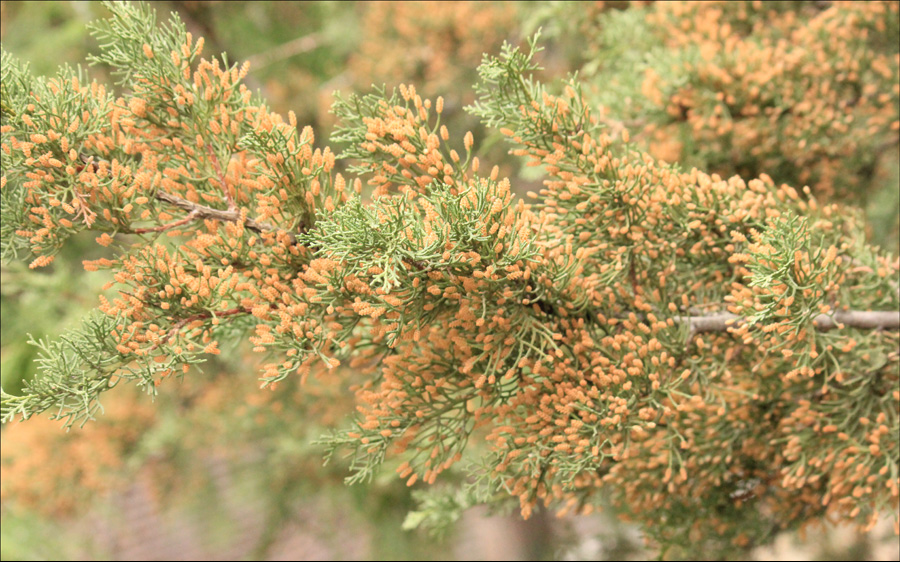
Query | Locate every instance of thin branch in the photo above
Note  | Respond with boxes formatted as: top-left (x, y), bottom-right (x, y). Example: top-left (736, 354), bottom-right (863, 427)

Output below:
top-left (684, 310), bottom-right (900, 333)
top-left (154, 190), bottom-right (298, 244)
top-left (814, 310), bottom-right (900, 330)
top-left (245, 32), bottom-right (321, 71)
top-left (133, 209), bottom-right (199, 234)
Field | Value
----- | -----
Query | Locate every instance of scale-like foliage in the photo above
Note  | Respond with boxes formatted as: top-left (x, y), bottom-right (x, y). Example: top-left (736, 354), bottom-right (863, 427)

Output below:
top-left (1, 3), bottom-right (897, 558)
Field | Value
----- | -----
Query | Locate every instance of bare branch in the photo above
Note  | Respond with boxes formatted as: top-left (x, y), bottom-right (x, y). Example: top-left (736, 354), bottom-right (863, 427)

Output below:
top-left (245, 32), bottom-right (321, 71)
top-left (684, 310), bottom-right (900, 333)
top-left (154, 190), bottom-right (298, 244)
top-left (133, 209), bottom-right (199, 234)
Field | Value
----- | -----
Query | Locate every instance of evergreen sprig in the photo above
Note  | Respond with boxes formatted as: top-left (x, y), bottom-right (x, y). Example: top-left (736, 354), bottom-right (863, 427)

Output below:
top-left (1, 2), bottom-right (898, 558)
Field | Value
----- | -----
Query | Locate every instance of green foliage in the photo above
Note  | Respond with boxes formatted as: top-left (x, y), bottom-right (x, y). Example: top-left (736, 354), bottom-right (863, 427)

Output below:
top-left (0, 47), bottom-right (114, 262)
top-left (1, 2), bottom-right (898, 560)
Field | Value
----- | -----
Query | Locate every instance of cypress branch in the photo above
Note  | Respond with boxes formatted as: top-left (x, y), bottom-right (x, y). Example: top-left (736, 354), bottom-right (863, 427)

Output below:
top-left (1, 3), bottom-right (898, 557)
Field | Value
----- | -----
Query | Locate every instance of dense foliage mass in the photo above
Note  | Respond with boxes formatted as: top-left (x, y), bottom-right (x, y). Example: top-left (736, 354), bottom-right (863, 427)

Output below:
top-left (1, 2), bottom-right (898, 559)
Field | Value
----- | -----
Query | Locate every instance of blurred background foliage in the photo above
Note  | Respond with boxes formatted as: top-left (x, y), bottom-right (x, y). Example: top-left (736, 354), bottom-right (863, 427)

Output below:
top-left (1, 1), bottom-right (898, 560)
